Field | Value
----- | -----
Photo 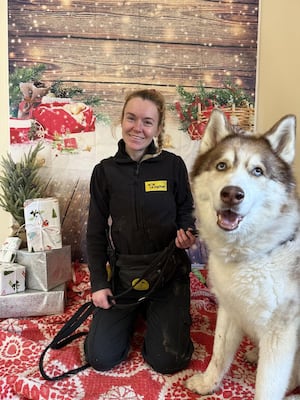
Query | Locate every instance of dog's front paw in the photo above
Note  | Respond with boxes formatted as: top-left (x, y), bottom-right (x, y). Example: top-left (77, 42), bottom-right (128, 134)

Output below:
top-left (185, 373), bottom-right (218, 395)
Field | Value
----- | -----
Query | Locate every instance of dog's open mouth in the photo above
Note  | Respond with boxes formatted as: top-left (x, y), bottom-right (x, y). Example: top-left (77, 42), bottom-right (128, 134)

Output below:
top-left (217, 210), bottom-right (243, 231)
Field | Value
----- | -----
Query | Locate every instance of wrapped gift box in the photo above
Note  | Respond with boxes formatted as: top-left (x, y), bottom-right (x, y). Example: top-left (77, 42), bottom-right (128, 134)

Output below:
top-left (0, 263), bottom-right (25, 296)
top-left (0, 237), bottom-right (22, 263)
top-left (24, 197), bottom-right (62, 252)
top-left (9, 118), bottom-right (33, 144)
top-left (16, 245), bottom-right (71, 291)
top-left (0, 283), bottom-right (66, 318)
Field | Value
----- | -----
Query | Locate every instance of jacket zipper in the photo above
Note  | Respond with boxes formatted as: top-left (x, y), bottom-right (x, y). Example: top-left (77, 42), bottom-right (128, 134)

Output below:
top-left (134, 162), bottom-right (142, 229)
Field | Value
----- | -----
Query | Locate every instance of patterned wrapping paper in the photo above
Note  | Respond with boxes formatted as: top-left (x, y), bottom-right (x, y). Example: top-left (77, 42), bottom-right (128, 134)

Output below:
top-left (24, 197), bottom-right (62, 252)
top-left (0, 283), bottom-right (66, 318)
top-left (0, 237), bottom-right (22, 263)
top-left (0, 263), bottom-right (25, 296)
top-left (16, 245), bottom-right (72, 291)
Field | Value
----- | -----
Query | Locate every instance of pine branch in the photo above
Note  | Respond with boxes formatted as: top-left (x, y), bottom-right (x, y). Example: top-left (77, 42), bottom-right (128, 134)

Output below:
top-left (9, 64), bottom-right (47, 110)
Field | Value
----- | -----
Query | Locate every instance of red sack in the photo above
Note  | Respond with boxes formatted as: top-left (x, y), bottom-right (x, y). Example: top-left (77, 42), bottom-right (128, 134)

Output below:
top-left (32, 102), bottom-right (96, 139)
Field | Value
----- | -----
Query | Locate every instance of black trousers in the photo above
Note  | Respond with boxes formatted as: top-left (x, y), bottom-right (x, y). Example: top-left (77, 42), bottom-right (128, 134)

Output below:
top-left (84, 274), bottom-right (193, 374)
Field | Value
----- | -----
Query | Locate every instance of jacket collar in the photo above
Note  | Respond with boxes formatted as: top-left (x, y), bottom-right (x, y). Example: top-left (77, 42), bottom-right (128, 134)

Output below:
top-left (115, 139), bottom-right (160, 162)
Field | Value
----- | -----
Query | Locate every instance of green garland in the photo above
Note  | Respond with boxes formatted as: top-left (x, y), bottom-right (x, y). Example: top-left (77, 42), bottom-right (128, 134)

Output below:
top-left (9, 64), bottom-right (47, 115)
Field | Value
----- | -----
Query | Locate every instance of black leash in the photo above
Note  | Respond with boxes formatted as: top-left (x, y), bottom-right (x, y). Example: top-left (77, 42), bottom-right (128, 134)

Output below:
top-left (39, 240), bottom-right (178, 380)
top-left (39, 301), bottom-right (96, 381)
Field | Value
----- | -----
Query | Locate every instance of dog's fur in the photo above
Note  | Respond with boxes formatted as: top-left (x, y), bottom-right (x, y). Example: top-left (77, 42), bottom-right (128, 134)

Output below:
top-left (185, 110), bottom-right (300, 400)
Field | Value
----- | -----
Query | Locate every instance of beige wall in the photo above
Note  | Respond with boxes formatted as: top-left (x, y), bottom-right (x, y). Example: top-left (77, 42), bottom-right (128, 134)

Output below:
top-left (255, 0), bottom-right (300, 189)
top-left (0, 0), bottom-right (11, 242)
top-left (1, 0), bottom-right (300, 242)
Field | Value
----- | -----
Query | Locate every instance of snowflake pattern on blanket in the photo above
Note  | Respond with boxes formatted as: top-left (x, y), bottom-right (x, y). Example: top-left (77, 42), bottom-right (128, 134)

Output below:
top-left (1, 263), bottom-right (299, 400)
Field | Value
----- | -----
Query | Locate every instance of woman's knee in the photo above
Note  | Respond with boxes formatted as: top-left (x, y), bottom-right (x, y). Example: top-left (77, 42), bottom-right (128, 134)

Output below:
top-left (84, 335), bottom-right (129, 371)
top-left (142, 340), bottom-right (194, 374)
top-left (84, 307), bottom-right (135, 371)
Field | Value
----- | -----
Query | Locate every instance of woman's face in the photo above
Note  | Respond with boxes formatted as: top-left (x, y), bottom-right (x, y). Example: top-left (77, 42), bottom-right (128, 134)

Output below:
top-left (121, 97), bottom-right (161, 160)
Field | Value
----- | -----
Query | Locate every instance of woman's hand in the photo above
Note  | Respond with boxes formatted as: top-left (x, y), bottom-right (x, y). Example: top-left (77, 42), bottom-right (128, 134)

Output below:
top-left (92, 288), bottom-right (115, 309)
top-left (175, 228), bottom-right (197, 249)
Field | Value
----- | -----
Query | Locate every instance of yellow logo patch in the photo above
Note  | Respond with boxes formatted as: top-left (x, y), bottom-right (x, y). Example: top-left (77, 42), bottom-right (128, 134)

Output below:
top-left (145, 180), bottom-right (167, 192)
top-left (132, 278), bottom-right (150, 291)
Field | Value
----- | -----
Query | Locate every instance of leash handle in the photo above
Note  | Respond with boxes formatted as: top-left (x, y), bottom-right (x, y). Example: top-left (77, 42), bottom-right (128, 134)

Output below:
top-left (39, 302), bottom-right (96, 381)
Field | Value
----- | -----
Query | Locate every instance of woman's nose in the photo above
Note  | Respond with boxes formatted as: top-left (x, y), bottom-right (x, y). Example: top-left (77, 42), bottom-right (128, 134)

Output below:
top-left (133, 119), bottom-right (142, 131)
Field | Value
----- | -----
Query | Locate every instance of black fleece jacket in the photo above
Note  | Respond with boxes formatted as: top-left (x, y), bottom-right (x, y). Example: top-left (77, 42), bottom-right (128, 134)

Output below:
top-left (86, 139), bottom-right (195, 293)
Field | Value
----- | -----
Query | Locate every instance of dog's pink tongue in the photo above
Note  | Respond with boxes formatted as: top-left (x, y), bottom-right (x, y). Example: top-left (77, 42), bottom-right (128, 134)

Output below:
top-left (217, 210), bottom-right (242, 231)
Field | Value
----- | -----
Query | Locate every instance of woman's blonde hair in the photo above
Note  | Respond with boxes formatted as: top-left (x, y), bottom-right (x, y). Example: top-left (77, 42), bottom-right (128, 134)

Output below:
top-left (121, 89), bottom-right (166, 152)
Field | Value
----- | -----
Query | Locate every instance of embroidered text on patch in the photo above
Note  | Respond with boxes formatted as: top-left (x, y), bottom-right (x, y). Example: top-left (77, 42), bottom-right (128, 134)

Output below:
top-left (145, 180), bottom-right (167, 192)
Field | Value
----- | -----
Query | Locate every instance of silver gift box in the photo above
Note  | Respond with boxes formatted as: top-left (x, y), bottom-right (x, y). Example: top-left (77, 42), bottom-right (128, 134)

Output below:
top-left (0, 283), bottom-right (66, 318)
top-left (16, 245), bottom-right (72, 291)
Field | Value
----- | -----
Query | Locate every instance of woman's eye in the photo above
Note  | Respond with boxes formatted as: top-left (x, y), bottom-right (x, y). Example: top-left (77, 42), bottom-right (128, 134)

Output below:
top-left (144, 119), bottom-right (153, 126)
top-left (252, 167), bottom-right (263, 177)
top-left (216, 162), bottom-right (227, 171)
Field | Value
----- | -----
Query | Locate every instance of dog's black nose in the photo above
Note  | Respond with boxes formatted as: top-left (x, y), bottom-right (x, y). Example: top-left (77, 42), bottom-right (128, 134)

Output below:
top-left (220, 186), bottom-right (244, 206)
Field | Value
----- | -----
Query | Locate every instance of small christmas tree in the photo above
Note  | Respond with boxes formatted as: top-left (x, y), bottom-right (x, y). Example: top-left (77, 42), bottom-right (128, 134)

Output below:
top-left (0, 142), bottom-right (45, 236)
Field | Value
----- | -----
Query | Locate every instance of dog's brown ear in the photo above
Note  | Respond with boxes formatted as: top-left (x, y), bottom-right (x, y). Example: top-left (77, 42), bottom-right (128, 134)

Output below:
top-left (264, 115), bottom-right (296, 165)
top-left (199, 109), bottom-right (233, 155)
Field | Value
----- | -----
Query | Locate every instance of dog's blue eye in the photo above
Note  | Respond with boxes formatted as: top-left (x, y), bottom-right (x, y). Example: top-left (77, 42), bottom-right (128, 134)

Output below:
top-left (216, 162), bottom-right (227, 171)
top-left (252, 167), bottom-right (263, 176)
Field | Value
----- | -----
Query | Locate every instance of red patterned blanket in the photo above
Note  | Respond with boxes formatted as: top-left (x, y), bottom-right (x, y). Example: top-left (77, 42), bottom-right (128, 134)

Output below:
top-left (0, 263), bottom-right (298, 400)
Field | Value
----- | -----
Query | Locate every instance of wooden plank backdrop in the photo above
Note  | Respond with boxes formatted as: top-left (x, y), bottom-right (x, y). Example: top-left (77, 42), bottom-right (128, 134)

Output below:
top-left (8, 0), bottom-right (259, 261)
top-left (39, 168), bottom-right (89, 262)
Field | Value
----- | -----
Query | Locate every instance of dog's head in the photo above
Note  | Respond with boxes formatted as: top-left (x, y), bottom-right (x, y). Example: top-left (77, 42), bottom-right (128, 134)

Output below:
top-left (196, 109), bottom-right (296, 163)
top-left (191, 109), bottom-right (297, 242)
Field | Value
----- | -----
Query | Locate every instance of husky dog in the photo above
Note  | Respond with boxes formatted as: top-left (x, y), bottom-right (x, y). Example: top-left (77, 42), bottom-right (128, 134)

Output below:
top-left (185, 110), bottom-right (300, 400)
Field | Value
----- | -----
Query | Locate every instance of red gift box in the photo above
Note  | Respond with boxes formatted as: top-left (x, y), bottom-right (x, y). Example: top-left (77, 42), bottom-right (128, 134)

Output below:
top-left (64, 137), bottom-right (78, 149)
top-left (9, 118), bottom-right (32, 144)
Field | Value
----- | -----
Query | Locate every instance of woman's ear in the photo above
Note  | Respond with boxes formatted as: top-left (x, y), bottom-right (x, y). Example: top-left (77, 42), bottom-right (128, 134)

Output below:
top-left (155, 124), bottom-right (162, 137)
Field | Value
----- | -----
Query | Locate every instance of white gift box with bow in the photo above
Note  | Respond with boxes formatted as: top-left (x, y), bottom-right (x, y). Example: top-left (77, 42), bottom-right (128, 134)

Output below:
top-left (24, 197), bottom-right (62, 252)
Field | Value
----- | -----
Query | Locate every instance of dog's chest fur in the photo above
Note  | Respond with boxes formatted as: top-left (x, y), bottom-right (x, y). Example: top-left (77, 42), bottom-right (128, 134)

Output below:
top-left (187, 111), bottom-right (300, 398)
top-left (208, 238), bottom-right (300, 342)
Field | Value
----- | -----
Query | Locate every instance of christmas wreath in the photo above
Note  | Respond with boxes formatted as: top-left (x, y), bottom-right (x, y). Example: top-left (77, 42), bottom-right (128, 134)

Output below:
top-left (171, 80), bottom-right (254, 140)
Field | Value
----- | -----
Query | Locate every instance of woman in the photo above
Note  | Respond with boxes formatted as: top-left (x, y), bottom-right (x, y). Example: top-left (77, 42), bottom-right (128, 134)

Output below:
top-left (85, 89), bottom-right (197, 374)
